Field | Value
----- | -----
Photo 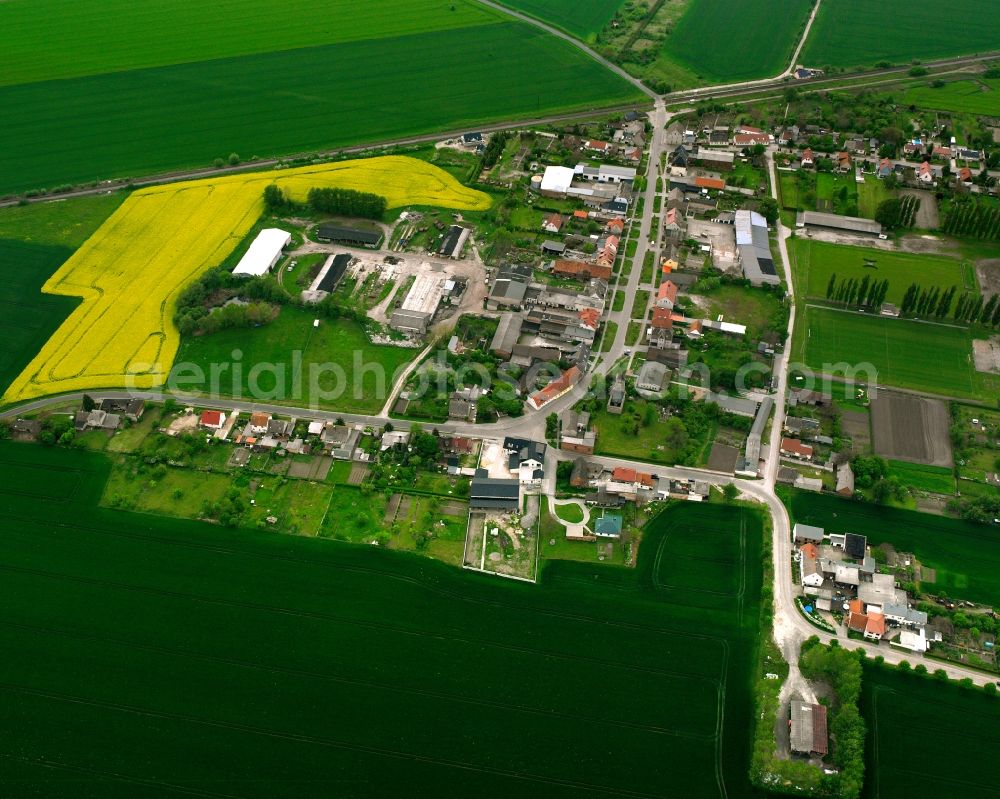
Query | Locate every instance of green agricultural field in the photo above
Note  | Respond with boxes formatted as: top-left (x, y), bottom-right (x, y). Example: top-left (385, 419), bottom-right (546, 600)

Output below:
top-left (887, 460), bottom-right (956, 494)
top-left (790, 239), bottom-right (976, 304)
top-left (0, 23), bottom-right (643, 195)
top-left (663, 0), bottom-right (814, 83)
top-left (495, 0), bottom-right (622, 40)
top-left (0, 440), bottom-right (766, 797)
top-left (794, 305), bottom-right (998, 400)
top-left (903, 79), bottom-right (1000, 116)
top-left (786, 488), bottom-right (1000, 606)
top-left (800, 0), bottom-right (1000, 70)
top-left (861, 663), bottom-right (1000, 799)
top-left (0, 0), bottom-right (505, 86)
top-left (173, 305), bottom-right (413, 414)
top-left (0, 195), bottom-right (124, 399)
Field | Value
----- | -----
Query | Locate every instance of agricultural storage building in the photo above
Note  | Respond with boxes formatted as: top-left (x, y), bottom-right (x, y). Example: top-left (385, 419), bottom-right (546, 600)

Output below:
top-left (389, 273), bottom-right (446, 334)
top-left (793, 523), bottom-right (825, 543)
top-left (490, 313), bottom-right (523, 358)
top-left (795, 211), bottom-right (882, 236)
top-left (315, 224), bottom-right (383, 248)
top-left (232, 228), bottom-right (291, 277)
top-left (470, 477), bottom-right (520, 511)
top-left (302, 253), bottom-right (351, 303)
top-left (438, 225), bottom-right (470, 259)
top-left (790, 700), bottom-right (828, 756)
top-left (734, 211), bottom-right (779, 286)
top-left (742, 396), bottom-right (773, 473)
top-left (539, 166), bottom-right (576, 197)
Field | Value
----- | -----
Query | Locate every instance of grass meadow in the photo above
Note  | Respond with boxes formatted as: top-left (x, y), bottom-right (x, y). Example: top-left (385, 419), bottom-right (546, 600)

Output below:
top-left (860, 662), bottom-right (1000, 799)
top-left (887, 460), bottom-right (956, 495)
top-left (790, 239), bottom-right (976, 304)
top-left (662, 0), bottom-right (814, 83)
top-left (175, 305), bottom-right (415, 414)
top-left (786, 488), bottom-right (1000, 606)
top-left (495, 0), bottom-right (622, 40)
top-left (903, 79), bottom-right (1000, 116)
top-left (800, 0), bottom-right (1000, 69)
top-left (793, 305), bottom-right (997, 400)
top-left (0, 23), bottom-right (643, 195)
top-left (0, 441), bottom-right (766, 797)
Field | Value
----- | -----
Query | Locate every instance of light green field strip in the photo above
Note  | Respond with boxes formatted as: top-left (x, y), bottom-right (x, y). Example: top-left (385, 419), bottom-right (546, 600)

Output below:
top-left (0, 0), bottom-right (503, 87)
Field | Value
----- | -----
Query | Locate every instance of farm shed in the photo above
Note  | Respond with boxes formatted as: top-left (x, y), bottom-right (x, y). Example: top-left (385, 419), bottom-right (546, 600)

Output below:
top-left (469, 476), bottom-right (520, 511)
top-left (796, 211), bottom-right (882, 237)
top-left (438, 225), bottom-right (470, 258)
top-left (789, 700), bottom-right (828, 756)
top-left (315, 224), bottom-right (383, 248)
top-left (232, 228), bottom-right (291, 276)
top-left (734, 210), bottom-right (779, 286)
top-left (490, 313), bottom-right (523, 359)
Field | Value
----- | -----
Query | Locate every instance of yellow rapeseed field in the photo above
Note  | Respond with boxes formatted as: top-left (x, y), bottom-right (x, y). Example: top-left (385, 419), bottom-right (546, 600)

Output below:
top-left (3, 156), bottom-right (490, 404)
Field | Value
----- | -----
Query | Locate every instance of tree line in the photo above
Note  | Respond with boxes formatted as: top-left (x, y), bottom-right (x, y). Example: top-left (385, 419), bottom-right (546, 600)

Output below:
top-left (825, 273), bottom-right (891, 308)
top-left (942, 198), bottom-right (1000, 241)
top-left (263, 184), bottom-right (387, 220)
top-left (874, 195), bottom-right (919, 230)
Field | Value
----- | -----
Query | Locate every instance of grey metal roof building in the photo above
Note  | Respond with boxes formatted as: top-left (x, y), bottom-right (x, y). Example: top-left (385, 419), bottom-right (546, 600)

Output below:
top-left (708, 392), bottom-right (759, 418)
top-left (793, 523), bottom-right (825, 543)
top-left (469, 477), bottom-right (520, 511)
top-left (796, 210), bottom-right (882, 236)
top-left (790, 700), bottom-right (828, 756)
top-left (389, 308), bottom-right (431, 334)
top-left (490, 313), bottom-right (523, 358)
top-left (743, 396), bottom-right (773, 469)
top-left (315, 225), bottom-right (383, 247)
top-left (735, 210), bottom-right (780, 286)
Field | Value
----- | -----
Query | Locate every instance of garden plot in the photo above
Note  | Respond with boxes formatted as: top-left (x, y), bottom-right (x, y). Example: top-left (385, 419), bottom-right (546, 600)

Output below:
top-left (870, 392), bottom-right (953, 467)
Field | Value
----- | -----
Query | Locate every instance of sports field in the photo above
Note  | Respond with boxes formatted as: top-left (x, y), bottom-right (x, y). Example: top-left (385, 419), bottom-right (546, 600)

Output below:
top-left (794, 305), bottom-right (990, 399)
top-left (495, 0), bottom-right (621, 40)
top-left (800, 0), bottom-right (1000, 69)
top-left (787, 489), bottom-right (1000, 607)
top-left (0, 441), bottom-right (765, 797)
top-left (861, 663), bottom-right (1000, 799)
top-left (903, 79), bottom-right (1000, 116)
top-left (790, 239), bottom-right (976, 304)
top-left (2, 157), bottom-right (487, 405)
top-left (662, 0), bottom-right (813, 83)
top-left (174, 306), bottom-right (414, 414)
top-left (0, 10), bottom-right (643, 195)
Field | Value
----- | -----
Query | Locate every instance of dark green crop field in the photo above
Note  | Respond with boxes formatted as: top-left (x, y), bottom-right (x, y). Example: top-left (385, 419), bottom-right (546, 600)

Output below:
top-left (0, 195), bottom-right (124, 398)
top-left (800, 0), bottom-right (1000, 70)
top-left (662, 0), bottom-right (813, 83)
top-left (861, 662), bottom-right (1000, 799)
top-left (0, 441), bottom-right (767, 797)
top-left (495, 0), bottom-right (623, 40)
top-left (786, 489), bottom-right (1000, 606)
top-left (0, 22), bottom-right (642, 196)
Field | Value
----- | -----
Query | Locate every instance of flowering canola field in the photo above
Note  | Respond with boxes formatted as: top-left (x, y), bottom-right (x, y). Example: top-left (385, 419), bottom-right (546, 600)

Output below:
top-left (3, 156), bottom-right (489, 404)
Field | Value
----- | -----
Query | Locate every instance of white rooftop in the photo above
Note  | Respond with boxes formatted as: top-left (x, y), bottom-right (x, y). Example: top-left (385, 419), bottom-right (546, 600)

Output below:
top-left (232, 228), bottom-right (291, 276)
top-left (540, 165), bottom-right (576, 194)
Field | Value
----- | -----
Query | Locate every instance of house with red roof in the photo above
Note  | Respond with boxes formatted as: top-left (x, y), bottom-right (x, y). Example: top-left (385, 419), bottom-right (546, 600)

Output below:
top-left (958, 166), bottom-right (973, 184)
top-left (733, 132), bottom-right (773, 147)
top-left (780, 437), bottom-right (814, 460)
top-left (605, 218), bottom-right (625, 234)
top-left (835, 151), bottom-right (851, 172)
top-left (541, 213), bottom-right (564, 234)
top-left (656, 280), bottom-right (678, 310)
top-left (801, 148), bottom-right (814, 167)
top-left (583, 139), bottom-right (611, 153)
top-left (527, 366), bottom-right (581, 411)
top-left (694, 176), bottom-right (725, 191)
top-left (578, 307), bottom-right (601, 331)
top-left (650, 307), bottom-right (674, 330)
top-left (200, 410), bottom-right (226, 430)
top-left (552, 259), bottom-right (612, 281)
top-left (918, 161), bottom-right (934, 183)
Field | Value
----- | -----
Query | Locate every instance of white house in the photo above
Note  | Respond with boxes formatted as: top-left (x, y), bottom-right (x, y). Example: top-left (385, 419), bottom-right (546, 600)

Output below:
top-left (800, 556), bottom-right (824, 588)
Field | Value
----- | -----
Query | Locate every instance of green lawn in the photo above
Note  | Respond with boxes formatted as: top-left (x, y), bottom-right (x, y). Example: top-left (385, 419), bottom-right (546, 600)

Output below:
top-left (794, 304), bottom-right (998, 400)
top-left (800, 0), bottom-right (1000, 69)
top-left (174, 305), bottom-right (414, 413)
top-left (887, 460), bottom-right (956, 494)
top-left (494, 0), bottom-right (622, 40)
top-left (693, 284), bottom-right (787, 340)
top-left (786, 487), bottom-right (1000, 606)
top-left (553, 501), bottom-right (584, 524)
top-left (815, 172), bottom-right (858, 215)
top-left (790, 239), bottom-right (976, 304)
top-left (857, 175), bottom-right (895, 219)
top-left (0, 23), bottom-right (643, 195)
top-left (0, 440), bottom-right (766, 798)
top-left (663, 0), bottom-right (814, 83)
top-left (861, 662), bottom-right (1000, 799)
top-left (599, 321), bottom-right (619, 352)
top-left (903, 78), bottom-right (1000, 116)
